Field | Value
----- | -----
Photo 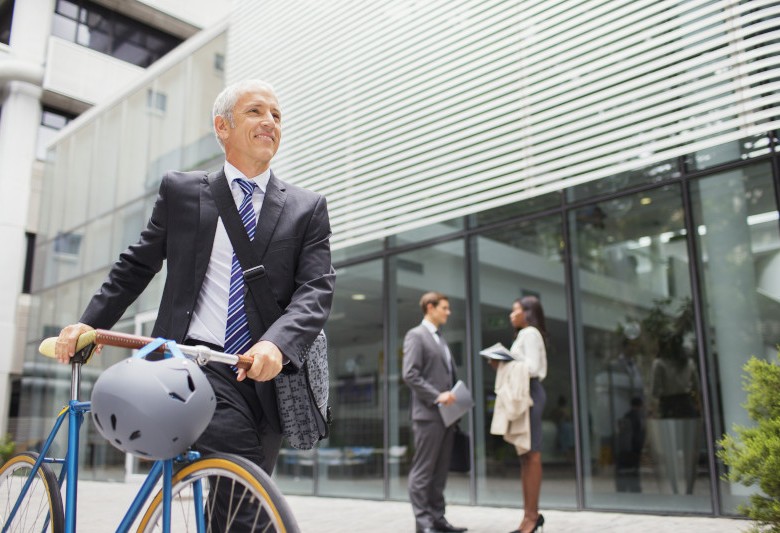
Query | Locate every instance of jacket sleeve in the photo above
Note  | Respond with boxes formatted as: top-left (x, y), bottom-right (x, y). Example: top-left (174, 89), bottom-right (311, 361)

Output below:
top-left (260, 194), bottom-right (336, 368)
top-left (79, 175), bottom-right (169, 329)
top-left (402, 329), bottom-right (442, 405)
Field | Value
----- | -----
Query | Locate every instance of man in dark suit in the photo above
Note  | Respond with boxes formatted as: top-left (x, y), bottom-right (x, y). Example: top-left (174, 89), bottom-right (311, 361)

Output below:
top-left (403, 292), bottom-right (467, 533)
top-left (54, 79), bottom-right (335, 478)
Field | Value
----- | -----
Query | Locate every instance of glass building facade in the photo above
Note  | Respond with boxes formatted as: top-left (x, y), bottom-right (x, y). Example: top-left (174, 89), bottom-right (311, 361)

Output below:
top-left (16, 0), bottom-right (780, 519)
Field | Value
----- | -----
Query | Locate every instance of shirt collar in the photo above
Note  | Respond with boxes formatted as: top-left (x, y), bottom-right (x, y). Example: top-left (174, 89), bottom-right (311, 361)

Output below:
top-left (421, 319), bottom-right (438, 335)
top-left (224, 161), bottom-right (271, 193)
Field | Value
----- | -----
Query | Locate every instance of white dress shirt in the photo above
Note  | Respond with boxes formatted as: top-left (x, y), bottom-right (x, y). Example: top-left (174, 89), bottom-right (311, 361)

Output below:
top-left (509, 326), bottom-right (547, 380)
top-left (421, 319), bottom-right (452, 372)
top-left (186, 162), bottom-right (271, 346)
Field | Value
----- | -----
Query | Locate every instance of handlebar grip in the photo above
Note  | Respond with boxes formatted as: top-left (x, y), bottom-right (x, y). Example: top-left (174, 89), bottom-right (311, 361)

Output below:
top-left (93, 329), bottom-right (166, 352)
top-left (235, 354), bottom-right (253, 370)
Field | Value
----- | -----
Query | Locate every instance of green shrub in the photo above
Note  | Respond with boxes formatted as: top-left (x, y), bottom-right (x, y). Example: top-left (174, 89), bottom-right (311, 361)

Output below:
top-left (0, 434), bottom-right (15, 466)
top-left (718, 354), bottom-right (780, 532)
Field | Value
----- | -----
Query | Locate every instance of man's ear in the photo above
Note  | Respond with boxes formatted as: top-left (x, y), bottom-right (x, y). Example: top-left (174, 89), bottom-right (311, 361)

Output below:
top-left (214, 115), bottom-right (230, 141)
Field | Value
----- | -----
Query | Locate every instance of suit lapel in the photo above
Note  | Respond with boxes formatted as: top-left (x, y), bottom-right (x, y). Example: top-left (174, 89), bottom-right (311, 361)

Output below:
top-left (252, 170), bottom-right (286, 261)
top-left (194, 170), bottom-right (220, 284)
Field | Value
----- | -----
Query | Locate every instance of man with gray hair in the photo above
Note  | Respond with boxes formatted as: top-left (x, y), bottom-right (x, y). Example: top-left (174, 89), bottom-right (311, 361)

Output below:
top-left (55, 79), bottom-right (335, 525)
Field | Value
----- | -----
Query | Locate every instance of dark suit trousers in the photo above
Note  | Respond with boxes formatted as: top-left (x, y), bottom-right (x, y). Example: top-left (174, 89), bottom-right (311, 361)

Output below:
top-left (193, 362), bottom-right (282, 532)
top-left (408, 418), bottom-right (455, 530)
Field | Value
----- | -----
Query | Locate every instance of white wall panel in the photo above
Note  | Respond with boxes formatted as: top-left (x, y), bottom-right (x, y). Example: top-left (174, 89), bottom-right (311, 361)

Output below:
top-left (227, 0), bottom-right (780, 249)
top-left (44, 38), bottom-right (144, 106)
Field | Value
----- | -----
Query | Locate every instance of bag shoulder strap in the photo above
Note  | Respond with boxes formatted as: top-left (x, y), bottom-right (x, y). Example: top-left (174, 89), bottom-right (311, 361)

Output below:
top-left (207, 172), bottom-right (282, 328)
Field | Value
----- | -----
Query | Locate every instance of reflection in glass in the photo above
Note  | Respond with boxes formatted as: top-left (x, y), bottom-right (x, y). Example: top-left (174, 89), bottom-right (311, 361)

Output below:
top-left (570, 185), bottom-right (712, 512)
top-left (684, 135), bottom-right (772, 172)
top-left (472, 215), bottom-right (576, 509)
top-left (389, 241), bottom-right (468, 503)
top-left (332, 239), bottom-right (384, 264)
top-left (567, 159), bottom-right (678, 202)
top-left (689, 163), bottom-right (780, 514)
top-left (472, 192), bottom-right (561, 227)
top-left (278, 260), bottom-right (385, 498)
top-left (393, 218), bottom-right (464, 247)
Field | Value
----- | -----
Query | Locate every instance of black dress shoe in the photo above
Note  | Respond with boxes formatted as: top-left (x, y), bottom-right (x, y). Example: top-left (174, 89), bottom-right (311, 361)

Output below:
top-left (433, 518), bottom-right (467, 532)
top-left (417, 528), bottom-right (445, 533)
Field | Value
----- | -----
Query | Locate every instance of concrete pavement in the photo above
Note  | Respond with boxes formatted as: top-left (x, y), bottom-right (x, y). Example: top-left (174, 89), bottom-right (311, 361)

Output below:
top-left (71, 478), bottom-right (750, 532)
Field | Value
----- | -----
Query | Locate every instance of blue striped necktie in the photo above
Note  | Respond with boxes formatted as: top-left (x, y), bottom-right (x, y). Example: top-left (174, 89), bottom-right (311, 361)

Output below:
top-left (224, 178), bottom-right (258, 355)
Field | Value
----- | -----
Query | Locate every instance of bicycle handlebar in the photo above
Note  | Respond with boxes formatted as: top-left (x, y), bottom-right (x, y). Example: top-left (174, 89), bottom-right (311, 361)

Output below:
top-left (38, 329), bottom-right (253, 370)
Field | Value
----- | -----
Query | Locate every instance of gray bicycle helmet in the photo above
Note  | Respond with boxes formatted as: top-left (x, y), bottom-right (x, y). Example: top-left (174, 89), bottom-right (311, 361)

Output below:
top-left (91, 357), bottom-right (216, 460)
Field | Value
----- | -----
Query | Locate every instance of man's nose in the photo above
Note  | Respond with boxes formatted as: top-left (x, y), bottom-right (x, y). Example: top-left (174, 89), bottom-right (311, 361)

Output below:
top-left (260, 112), bottom-right (275, 126)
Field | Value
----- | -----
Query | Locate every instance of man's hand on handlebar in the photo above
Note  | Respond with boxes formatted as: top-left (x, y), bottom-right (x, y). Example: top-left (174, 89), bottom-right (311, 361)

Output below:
top-left (237, 340), bottom-right (283, 382)
top-left (55, 323), bottom-right (99, 364)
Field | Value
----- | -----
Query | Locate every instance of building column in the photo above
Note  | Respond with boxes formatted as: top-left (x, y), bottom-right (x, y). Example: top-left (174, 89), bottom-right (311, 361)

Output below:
top-left (0, 80), bottom-right (42, 436)
top-left (0, 0), bottom-right (55, 436)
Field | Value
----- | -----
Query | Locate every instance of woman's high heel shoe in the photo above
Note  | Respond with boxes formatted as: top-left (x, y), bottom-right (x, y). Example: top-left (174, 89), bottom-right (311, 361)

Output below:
top-left (509, 513), bottom-right (544, 533)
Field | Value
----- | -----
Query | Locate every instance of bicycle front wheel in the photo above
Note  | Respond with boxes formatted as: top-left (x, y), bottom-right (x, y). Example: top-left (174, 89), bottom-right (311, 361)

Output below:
top-left (137, 453), bottom-right (298, 533)
top-left (0, 451), bottom-right (64, 533)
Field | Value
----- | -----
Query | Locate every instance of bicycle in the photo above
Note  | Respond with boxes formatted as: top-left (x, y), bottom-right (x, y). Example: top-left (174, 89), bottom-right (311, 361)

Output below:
top-left (0, 329), bottom-right (300, 532)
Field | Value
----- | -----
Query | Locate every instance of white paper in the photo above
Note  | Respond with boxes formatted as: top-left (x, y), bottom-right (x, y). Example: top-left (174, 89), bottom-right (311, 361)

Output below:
top-left (439, 380), bottom-right (475, 427)
top-left (479, 342), bottom-right (514, 361)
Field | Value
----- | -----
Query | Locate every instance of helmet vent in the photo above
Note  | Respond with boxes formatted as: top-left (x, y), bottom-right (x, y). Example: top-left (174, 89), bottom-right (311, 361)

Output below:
top-left (111, 414), bottom-right (117, 431)
top-left (187, 375), bottom-right (196, 392)
top-left (169, 392), bottom-right (185, 402)
top-left (130, 430), bottom-right (141, 441)
top-left (93, 413), bottom-right (102, 430)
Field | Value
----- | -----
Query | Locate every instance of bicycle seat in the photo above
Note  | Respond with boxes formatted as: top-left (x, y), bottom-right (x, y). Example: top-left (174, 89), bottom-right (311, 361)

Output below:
top-left (38, 330), bottom-right (99, 364)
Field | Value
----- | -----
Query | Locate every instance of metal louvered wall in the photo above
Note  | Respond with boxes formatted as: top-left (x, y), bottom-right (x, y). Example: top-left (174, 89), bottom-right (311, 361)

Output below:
top-left (227, 0), bottom-right (780, 249)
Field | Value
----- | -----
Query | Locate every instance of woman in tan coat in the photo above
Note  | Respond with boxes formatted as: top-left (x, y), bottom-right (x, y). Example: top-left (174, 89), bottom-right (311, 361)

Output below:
top-left (490, 295), bottom-right (548, 533)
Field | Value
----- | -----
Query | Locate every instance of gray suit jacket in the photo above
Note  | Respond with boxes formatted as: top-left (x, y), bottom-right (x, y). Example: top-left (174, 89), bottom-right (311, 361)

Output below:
top-left (402, 324), bottom-right (456, 422)
top-left (80, 168), bottom-right (336, 431)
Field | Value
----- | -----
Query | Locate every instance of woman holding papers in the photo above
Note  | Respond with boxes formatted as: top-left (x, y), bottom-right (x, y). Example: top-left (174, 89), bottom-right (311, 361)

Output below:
top-left (490, 295), bottom-right (548, 533)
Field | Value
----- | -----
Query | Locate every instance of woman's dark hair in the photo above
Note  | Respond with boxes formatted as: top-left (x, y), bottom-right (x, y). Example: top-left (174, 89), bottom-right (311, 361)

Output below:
top-left (517, 295), bottom-right (547, 336)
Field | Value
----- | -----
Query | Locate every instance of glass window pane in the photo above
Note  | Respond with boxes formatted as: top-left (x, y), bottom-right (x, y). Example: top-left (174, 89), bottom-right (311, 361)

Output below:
top-left (88, 106), bottom-right (121, 218)
top-left (51, 13), bottom-right (78, 41)
top-left (570, 185), bottom-right (713, 513)
top-left (689, 162), bottom-right (780, 514)
top-left (567, 159), bottom-right (679, 202)
top-left (116, 89), bottom-right (152, 204)
top-left (56, 0), bottom-right (79, 19)
top-left (0, 0), bottom-right (14, 45)
top-left (181, 32), bottom-right (226, 170)
top-left (81, 215), bottom-right (113, 272)
top-left (332, 239), bottom-right (384, 264)
top-left (393, 218), bottom-right (464, 247)
top-left (472, 191), bottom-right (561, 227)
top-left (389, 240), bottom-right (468, 503)
top-left (684, 135), bottom-right (772, 172)
top-left (472, 215), bottom-right (576, 508)
top-left (279, 260), bottom-right (385, 498)
top-left (146, 67), bottom-right (185, 182)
